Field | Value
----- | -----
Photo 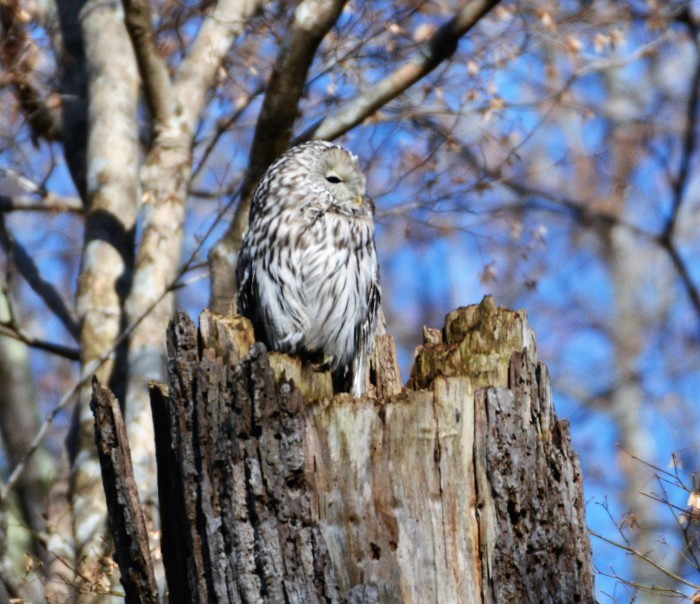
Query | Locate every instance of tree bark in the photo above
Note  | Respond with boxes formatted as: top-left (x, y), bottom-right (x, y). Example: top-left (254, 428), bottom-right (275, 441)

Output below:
top-left (94, 296), bottom-right (595, 602)
top-left (90, 378), bottom-right (159, 604)
top-left (69, 0), bottom-right (140, 586)
top-left (122, 0), bottom-right (264, 514)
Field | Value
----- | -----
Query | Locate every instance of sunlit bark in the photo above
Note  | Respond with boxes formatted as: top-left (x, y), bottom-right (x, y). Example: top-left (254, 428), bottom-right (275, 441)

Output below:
top-left (70, 0), bottom-right (140, 594)
top-left (122, 0), bottom-right (265, 541)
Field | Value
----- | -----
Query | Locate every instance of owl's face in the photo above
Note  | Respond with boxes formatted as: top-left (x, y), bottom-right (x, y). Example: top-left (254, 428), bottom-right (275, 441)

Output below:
top-left (307, 145), bottom-right (372, 218)
top-left (250, 141), bottom-right (375, 221)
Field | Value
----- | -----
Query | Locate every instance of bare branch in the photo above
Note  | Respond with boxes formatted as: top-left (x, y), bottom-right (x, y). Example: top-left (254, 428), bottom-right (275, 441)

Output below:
top-left (69, 0), bottom-right (142, 577)
top-left (122, 0), bottom-right (267, 466)
top-left (0, 324), bottom-right (80, 360)
top-left (0, 168), bottom-right (235, 509)
top-left (0, 555), bottom-right (22, 602)
top-left (122, 0), bottom-right (174, 129)
top-left (0, 194), bottom-right (83, 213)
top-left (418, 112), bottom-right (700, 326)
top-left (192, 82), bottom-right (265, 179)
top-left (657, 237), bottom-right (700, 320)
top-left (209, 0), bottom-right (500, 313)
top-left (189, 177), bottom-right (242, 200)
top-left (303, 0), bottom-right (501, 141)
top-left (664, 26), bottom-right (700, 239)
top-left (501, 182), bottom-right (700, 322)
top-left (244, 0), bottom-right (347, 198)
top-left (0, 164), bottom-right (82, 213)
top-left (596, 565), bottom-right (688, 599)
top-left (209, 0), bottom-right (347, 313)
top-left (0, 216), bottom-right (79, 339)
top-left (55, 0), bottom-right (89, 198)
top-left (0, 219), bottom-right (217, 501)
top-left (0, 286), bottom-right (50, 568)
top-left (72, 0), bottom-right (140, 413)
top-left (507, 186), bottom-right (700, 321)
top-left (590, 529), bottom-right (700, 591)
top-left (174, 0), bottom-right (266, 132)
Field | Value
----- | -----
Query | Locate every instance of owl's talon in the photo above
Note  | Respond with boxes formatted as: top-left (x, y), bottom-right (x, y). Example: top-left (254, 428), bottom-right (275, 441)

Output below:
top-left (311, 357), bottom-right (333, 372)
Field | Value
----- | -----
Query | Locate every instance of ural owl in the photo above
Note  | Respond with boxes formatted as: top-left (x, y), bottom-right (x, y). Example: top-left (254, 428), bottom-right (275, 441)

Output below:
top-left (236, 141), bottom-right (380, 396)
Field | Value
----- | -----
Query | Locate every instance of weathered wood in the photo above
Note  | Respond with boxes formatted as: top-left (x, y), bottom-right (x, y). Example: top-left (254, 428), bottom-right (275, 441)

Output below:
top-left (475, 360), bottom-right (593, 601)
top-left (90, 377), bottom-right (159, 604)
top-left (152, 313), bottom-right (343, 603)
top-left (140, 295), bottom-right (594, 602)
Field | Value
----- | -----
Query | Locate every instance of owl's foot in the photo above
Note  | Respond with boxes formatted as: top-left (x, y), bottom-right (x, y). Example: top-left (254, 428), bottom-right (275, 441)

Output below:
top-left (311, 355), bottom-right (334, 372)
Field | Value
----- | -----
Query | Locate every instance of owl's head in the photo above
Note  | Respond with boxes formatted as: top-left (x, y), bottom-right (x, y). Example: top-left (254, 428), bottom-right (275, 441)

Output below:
top-left (308, 143), bottom-right (371, 217)
top-left (252, 141), bottom-right (374, 220)
top-left (295, 141), bottom-right (374, 217)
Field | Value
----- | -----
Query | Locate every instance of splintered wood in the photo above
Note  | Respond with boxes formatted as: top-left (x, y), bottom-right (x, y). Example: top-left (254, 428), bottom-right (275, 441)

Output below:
top-left (94, 295), bottom-right (595, 603)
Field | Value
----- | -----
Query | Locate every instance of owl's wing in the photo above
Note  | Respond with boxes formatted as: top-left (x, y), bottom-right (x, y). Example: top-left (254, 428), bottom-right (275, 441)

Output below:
top-left (365, 277), bottom-right (381, 342)
top-left (236, 248), bottom-right (255, 319)
top-left (238, 245), bottom-right (309, 353)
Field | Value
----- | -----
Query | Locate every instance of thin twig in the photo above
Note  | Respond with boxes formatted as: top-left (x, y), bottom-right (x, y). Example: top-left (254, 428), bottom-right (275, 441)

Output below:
top-left (121, 0), bottom-right (174, 129)
top-left (664, 25), bottom-right (700, 238)
top-left (589, 529), bottom-right (700, 590)
top-left (596, 564), bottom-right (688, 598)
top-left (210, 0), bottom-right (349, 311)
top-left (173, 0), bottom-right (266, 131)
top-left (242, 0), bottom-right (348, 197)
top-left (0, 215), bottom-right (79, 339)
top-left (0, 194), bottom-right (83, 213)
top-left (420, 112), bottom-right (700, 325)
top-left (0, 0), bottom-right (62, 141)
top-left (618, 444), bottom-right (695, 482)
top-left (191, 83), bottom-right (265, 180)
top-left (0, 323), bottom-right (80, 360)
top-left (304, 0), bottom-right (501, 141)
top-left (0, 281), bottom-right (170, 500)
top-left (657, 237), bottom-right (700, 319)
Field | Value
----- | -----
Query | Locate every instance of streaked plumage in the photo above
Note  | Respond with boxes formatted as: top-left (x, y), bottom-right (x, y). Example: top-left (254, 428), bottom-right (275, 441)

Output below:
top-left (236, 141), bottom-right (380, 396)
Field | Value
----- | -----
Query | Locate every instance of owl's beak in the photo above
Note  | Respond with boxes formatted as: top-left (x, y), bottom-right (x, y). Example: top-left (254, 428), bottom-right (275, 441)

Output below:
top-left (360, 195), bottom-right (376, 214)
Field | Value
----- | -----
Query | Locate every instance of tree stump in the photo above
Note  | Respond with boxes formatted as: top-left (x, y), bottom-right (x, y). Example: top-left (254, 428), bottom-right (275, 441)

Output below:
top-left (91, 296), bottom-right (595, 603)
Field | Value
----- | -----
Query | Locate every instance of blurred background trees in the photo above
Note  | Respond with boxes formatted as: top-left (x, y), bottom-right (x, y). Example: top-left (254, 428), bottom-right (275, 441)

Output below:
top-left (0, 0), bottom-right (698, 601)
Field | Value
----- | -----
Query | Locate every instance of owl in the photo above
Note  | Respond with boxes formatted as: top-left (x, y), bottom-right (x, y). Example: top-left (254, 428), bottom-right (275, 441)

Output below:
top-left (236, 141), bottom-right (380, 396)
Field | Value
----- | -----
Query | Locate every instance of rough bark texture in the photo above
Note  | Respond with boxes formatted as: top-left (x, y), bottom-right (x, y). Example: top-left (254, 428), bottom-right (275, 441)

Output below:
top-left (90, 378), bottom-right (159, 604)
top-left (94, 296), bottom-right (595, 602)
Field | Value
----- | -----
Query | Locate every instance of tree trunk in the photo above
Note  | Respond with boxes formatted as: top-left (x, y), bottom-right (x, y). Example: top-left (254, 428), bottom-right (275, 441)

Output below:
top-left (91, 296), bottom-right (595, 603)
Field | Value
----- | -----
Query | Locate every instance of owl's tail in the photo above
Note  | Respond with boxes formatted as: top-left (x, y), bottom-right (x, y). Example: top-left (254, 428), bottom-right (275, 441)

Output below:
top-left (331, 352), bottom-right (367, 397)
top-left (350, 351), bottom-right (368, 397)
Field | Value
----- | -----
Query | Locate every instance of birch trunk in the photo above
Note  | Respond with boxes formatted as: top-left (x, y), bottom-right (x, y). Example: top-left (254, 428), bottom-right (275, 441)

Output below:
top-left (122, 0), bottom-right (265, 512)
top-left (69, 0), bottom-right (140, 593)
